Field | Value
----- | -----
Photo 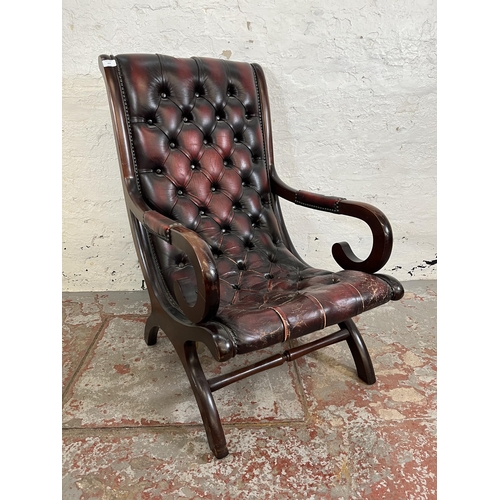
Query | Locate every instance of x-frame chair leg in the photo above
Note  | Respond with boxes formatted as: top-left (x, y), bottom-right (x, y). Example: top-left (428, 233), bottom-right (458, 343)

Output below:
top-left (144, 315), bottom-right (159, 346)
top-left (142, 313), bottom-right (375, 459)
top-left (143, 316), bottom-right (229, 459)
top-left (341, 318), bottom-right (377, 385)
top-left (173, 340), bottom-right (229, 459)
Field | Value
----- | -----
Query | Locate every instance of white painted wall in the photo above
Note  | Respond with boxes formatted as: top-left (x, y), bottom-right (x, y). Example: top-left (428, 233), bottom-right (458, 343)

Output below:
top-left (62, 0), bottom-right (436, 291)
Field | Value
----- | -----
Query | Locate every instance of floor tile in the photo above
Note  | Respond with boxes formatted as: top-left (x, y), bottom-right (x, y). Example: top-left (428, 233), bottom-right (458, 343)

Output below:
top-left (62, 293), bottom-right (102, 391)
top-left (63, 424), bottom-right (351, 500)
top-left (63, 317), bottom-right (305, 428)
top-left (348, 419), bottom-right (437, 499)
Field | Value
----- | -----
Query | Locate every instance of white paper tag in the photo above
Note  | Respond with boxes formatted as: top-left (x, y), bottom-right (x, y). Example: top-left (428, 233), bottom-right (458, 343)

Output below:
top-left (102, 59), bottom-right (117, 67)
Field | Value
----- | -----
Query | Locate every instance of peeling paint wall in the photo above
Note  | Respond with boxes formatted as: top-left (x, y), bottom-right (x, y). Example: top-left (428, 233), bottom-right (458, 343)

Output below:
top-left (62, 0), bottom-right (436, 291)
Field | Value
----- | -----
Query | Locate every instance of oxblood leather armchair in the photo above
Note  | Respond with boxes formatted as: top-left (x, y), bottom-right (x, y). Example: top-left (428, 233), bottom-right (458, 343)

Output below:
top-left (99, 53), bottom-right (404, 459)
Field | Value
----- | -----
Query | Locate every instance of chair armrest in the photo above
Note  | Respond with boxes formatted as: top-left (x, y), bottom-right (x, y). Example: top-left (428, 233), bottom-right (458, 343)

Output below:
top-left (271, 172), bottom-right (393, 274)
top-left (125, 179), bottom-right (220, 324)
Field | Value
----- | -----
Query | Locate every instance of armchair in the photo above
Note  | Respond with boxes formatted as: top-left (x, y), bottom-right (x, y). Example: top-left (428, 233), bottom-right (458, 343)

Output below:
top-left (99, 53), bottom-right (404, 458)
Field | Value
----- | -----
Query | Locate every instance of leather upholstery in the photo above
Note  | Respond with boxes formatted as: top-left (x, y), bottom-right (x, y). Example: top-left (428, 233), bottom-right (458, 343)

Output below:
top-left (115, 54), bottom-right (399, 354)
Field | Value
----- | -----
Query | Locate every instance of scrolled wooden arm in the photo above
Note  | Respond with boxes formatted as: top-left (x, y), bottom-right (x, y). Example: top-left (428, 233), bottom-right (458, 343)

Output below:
top-left (168, 225), bottom-right (220, 324)
top-left (125, 179), bottom-right (220, 324)
top-left (271, 172), bottom-right (393, 274)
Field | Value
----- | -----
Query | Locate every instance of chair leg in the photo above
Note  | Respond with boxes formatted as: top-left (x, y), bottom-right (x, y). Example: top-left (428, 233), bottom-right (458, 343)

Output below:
top-left (341, 318), bottom-right (376, 385)
top-left (144, 315), bottom-right (159, 346)
top-left (174, 340), bottom-right (229, 459)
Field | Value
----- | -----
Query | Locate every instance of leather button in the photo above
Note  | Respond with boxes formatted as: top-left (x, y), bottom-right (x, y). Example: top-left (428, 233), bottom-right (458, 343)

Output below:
top-left (237, 262), bottom-right (246, 270)
top-left (200, 210), bottom-right (205, 215)
top-left (233, 137), bottom-right (239, 143)
top-left (170, 142), bottom-right (176, 148)
top-left (231, 284), bottom-right (240, 290)
top-left (183, 117), bottom-right (188, 122)
top-left (264, 273), bottom-right (273, 279)
top-left (194, 92), bottom-right (200, 98)
top-left (191, 164), bottom-right (196, 169)
top-left (203, 139), bottom-right (208, 145)
top-left (147, 119), bottom-right (154, 125)
top-left (211, 186), bottom-right (216, 192)
top-left (178, 262), bottom-right (185, 268)
top-left (216, 115), bottom-right (220, 121)
top-left (221, 228), bottom-right (226, 233)
top-left (155, 168), bottom-right (162, 174)
top-left (177, 189), bottom-right (183, 195)
top-left (160, 92), bottom-right (167, 99)
top-left (242, 182), bottom-right (247, 187)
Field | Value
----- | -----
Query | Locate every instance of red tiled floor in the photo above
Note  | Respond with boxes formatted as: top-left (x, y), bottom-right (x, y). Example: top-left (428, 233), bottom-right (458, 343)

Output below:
top-left (62, 281), bottom-right (436, 499)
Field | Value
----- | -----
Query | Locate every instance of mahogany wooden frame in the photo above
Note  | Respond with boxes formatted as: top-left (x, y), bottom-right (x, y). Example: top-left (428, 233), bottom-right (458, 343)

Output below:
top-left (99, 55), bottom-right (401, 459)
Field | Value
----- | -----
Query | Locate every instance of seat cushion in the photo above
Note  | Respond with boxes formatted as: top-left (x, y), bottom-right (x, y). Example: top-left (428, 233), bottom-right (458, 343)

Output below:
top-left (209, 244), bottom-right (396, 353)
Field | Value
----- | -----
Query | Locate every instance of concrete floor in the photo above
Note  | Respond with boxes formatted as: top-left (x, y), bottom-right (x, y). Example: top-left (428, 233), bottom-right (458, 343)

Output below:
top-left (62, 280), bottom-right (436, 499)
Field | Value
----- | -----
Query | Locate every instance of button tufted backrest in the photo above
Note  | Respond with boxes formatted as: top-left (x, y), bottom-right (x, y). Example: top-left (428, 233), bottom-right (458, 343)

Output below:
top-left (115, 54), bottom-right (284, 307)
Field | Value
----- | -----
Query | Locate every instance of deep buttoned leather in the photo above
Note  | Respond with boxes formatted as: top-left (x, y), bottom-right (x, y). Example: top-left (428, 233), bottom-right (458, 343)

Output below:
top-left (115, 54), bottom-right (397, 354)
